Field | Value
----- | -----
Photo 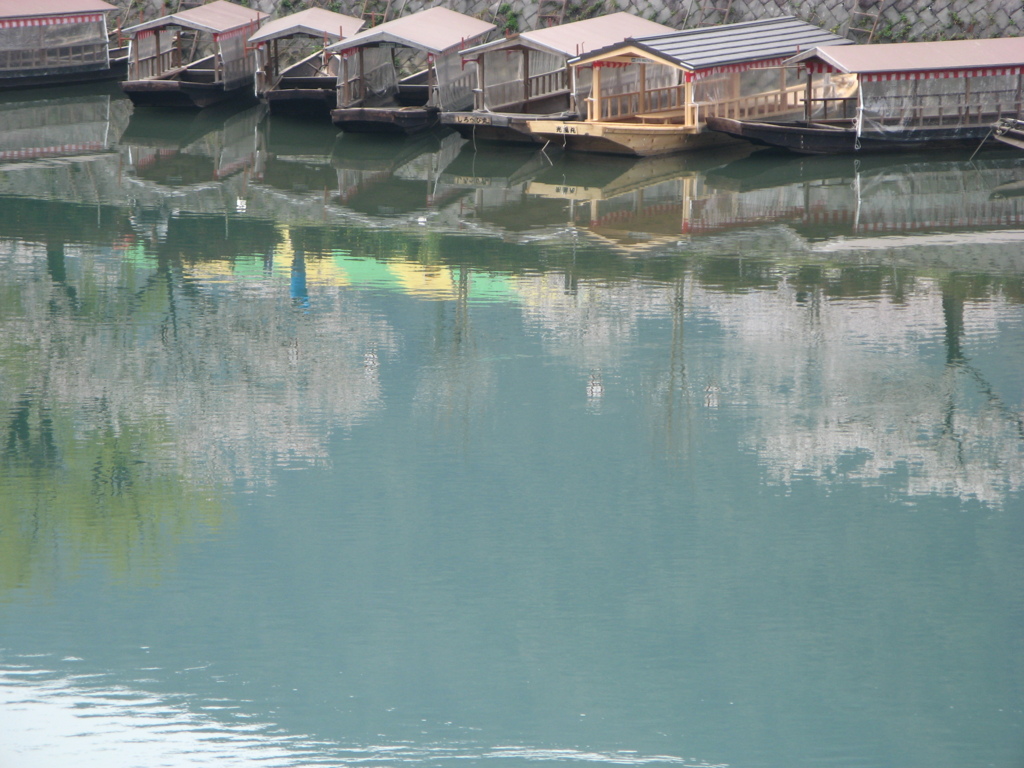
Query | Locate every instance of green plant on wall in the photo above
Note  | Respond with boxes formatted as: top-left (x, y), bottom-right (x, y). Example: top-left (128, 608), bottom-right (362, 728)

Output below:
top-left (565, 0), bottom-right (606, 22)
top-left (496, 2), bottom-right (520, 34)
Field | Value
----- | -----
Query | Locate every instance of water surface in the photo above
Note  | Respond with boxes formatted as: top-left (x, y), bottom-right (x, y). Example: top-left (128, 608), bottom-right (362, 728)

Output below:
top-left (1, 86), bottom-right (1023, 768)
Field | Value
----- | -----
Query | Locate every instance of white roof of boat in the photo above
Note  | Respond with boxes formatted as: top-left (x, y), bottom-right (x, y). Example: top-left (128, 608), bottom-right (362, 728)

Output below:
top-left (0, 0), bottom-right (116, 19)
top-left (462, 12), bottom-right (673, 59)
top-left (789, 37), bottom-right (1024, 74)
top-left (326, 7), bottom-right (496, 55)
top-left (573, 16), bottom-right (851, 71)
top-left (249, 8), bottom-right (364, 45)
top-left (124, 0), bottom-right (267, 36)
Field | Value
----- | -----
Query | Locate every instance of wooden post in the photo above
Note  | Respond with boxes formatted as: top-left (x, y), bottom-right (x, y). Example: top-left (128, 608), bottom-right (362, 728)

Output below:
top-left (521, 48), bottom-right (530, 103)
top-left (592, 64), bottom-right (602, 121)
top-left (358, 47), bottom-right (365, 102)
top-left (805, 72), bottom-right (813, 121)
top-left (639, 63), bottom-right (646, 114)
top-left (684, 75), bottom-right (693, 126)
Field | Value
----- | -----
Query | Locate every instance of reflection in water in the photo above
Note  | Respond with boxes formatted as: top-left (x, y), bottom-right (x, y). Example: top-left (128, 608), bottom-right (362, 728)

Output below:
top-left (0, 91), bottom-right (1023, 768)
top-left (0, 660), bottom-right (723, 768)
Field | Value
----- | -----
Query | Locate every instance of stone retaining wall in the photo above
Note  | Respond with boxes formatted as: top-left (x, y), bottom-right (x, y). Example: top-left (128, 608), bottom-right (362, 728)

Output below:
top-left (116, 0), bottom-right (1024, 42)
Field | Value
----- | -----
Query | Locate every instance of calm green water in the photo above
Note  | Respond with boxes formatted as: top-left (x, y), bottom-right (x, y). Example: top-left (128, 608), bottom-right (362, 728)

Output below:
top-left (1, 84), bottom-right (1023, 768)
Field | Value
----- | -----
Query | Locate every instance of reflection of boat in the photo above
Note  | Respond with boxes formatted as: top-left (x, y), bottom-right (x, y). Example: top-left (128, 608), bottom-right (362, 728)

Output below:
top-left (254, 115), bottom-right (341, 193)
top-left (326, 7), bottom-right (495, 135)
top-left (250, 8), bottom-right (365, 119)
top-left (331, 130), bottom-right (464, 212)
top-left (438, 144), bottom-right (555, 189)
top-left (707, 39), bottom-right (1024, 154)
top-left (0, 0), bottom-right (128, 90)
top-left (695, 150), bottom-right (1024, 236)
top-left (121, 104), bottom-right (265, 186)
top-left (121, 1), bottom-right (268, 109)
top-left (0, 87), bottom-right (130, 166)
top-left (993, 118), bottom-right (1024, 151)
top-left (440, 13), bottom-right (672, 145)
top-left (527, 18), bottom-right (850, 156)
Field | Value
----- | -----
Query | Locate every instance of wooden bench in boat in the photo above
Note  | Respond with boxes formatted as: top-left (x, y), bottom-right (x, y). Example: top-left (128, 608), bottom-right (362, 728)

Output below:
top-left (634, 109), bottom-right (692, 124)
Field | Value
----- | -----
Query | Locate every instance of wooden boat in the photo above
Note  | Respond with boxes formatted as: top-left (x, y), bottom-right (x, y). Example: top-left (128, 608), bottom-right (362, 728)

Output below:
top-left (0, 0), bottom-right (127, 90)
top-left (706, 38), bottom-right (1024, 154)
top-left (439, 12), bottom-right (672, 145)
top-left (121, 0), bottom-right (267, 109)
top-left (249, 7), bottom-right (364, 119)
top-left (525, 17), bottom-right (851, 157)
top-left (325, 7), bottom-right (495, 136)
top-left (993, 117), bottom-right (1024, 151)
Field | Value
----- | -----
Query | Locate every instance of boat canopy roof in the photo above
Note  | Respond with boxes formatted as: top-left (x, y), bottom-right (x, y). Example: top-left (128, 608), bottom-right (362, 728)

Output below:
top-left (248, 8), bottom-right (364, 45)
top-left (461, 12), bottom-right (673, 59)
top-left (0, 0), bottom-right (116, 20)
top-left (124, 0), bottom-right (267, 37)
top-left (572, 16), bottom-right (851, 72)
top-left (326, 7), bottom-right (495, 56)
top-left (790, 37), bottom-right (1024, 77)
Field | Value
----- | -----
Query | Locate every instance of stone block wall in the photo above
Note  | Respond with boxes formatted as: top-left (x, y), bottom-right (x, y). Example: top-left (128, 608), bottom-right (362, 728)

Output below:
top-left (113, 0), bottom-right (1024, 42)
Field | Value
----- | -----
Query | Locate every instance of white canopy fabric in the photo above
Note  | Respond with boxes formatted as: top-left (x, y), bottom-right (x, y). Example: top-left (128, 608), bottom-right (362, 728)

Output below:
top-left (124, 0), bottom-right (267, 37)
top-left (326, 6), bottom-right (495, 56)
top-left (248, 8), bottom-right (364, 46)
top-left (790, 37), bottom-right (1024, 76)
top-left (0, 0), bottom-right (116, 20)
top-left (463, 12), bottom-right (673, 59)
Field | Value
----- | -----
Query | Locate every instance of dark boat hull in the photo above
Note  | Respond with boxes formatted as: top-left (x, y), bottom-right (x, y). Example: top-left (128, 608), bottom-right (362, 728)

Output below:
top-left (993, 119), bottom-right (1024, 151)
top-left (122, 79), bottom-right (257, 110)
top-left (331, 105), bottom-right (438, 135)
top-left (266, 88), bottom-right (336, 119)
top-left (706, 116), bottom-right (1000, 155)
top-left (0, 57), bottom-right (128, 91)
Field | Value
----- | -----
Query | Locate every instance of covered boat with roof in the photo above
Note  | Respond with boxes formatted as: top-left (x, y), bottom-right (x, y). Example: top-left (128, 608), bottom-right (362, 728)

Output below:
top-left (706, 37), bottom-right (1024, 154)
top-left (250, 7), bottom-right (364, 118)
top-left (524, 16), bottom-right (850, 156)
top-left (0, 0), bottom-right (126, 90)
top-left (325, 6), bottom-right (495, 135)
top-left (121, 0), bottom-right (267, 109)
top-left (439, 12), bottom-right (673, 144)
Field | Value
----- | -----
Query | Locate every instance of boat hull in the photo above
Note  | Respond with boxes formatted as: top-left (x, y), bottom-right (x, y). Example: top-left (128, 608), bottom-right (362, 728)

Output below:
top-left (441, 110), bottom-right (576, 144)
top-left (266, 88), bottom-right (336, 119)
top-left (706, 116), bottom-right (1004, 155)
top-left (993, 119), bottom-right (1024, 151)
top-left (122, 78), bottom-right (257, 110)
top-left (0, 57), bottom-right (128, 91)
top-left (525, 120), bottom-right (736, 157)
top-left (331, 105), bottom-right (438, 135)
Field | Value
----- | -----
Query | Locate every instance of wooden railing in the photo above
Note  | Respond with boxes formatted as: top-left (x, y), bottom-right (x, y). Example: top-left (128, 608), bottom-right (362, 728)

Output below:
top-left (588, 80), bottom-right (823, 125)
top-left (130, 48), bottom-right (177, 80)
top-left (480, 69), bottom-right (567, 111)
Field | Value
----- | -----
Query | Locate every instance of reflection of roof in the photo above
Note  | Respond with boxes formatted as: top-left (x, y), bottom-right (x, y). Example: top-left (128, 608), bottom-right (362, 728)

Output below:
top-left (789, 37), bottom-right (1024, 75)
top-left (0, 0), bottom-right (115, 19)
top-left (462, 12), bottom-right (672, 59)
top-left (574, 16), bottom-right (850, 72)
top-left (248, 8), bottom-right (364, 45)
top-left (326, 7), bottom-right (495, 55)
top-left (124, 0), bottom-right (267, 36)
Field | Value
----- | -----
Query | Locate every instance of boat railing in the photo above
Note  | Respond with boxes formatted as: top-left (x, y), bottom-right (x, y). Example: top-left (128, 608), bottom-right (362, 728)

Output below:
top-left (589, 80), bottom-right (819, 125)
top-left (130, 48), bottom-right (178, 80)
top-left (478, 69), bottom-right (566, 111)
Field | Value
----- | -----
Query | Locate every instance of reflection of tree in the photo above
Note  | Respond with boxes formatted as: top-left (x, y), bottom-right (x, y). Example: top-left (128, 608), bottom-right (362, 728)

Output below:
top-left (694, 277), bottom-right (1024, 506)
top-left (0, 225), bottom-right (398, 590)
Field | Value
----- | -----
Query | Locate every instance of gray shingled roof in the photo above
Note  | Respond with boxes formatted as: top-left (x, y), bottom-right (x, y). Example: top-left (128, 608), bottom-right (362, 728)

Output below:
top-left (573, 16), bottom-right (851, 71)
